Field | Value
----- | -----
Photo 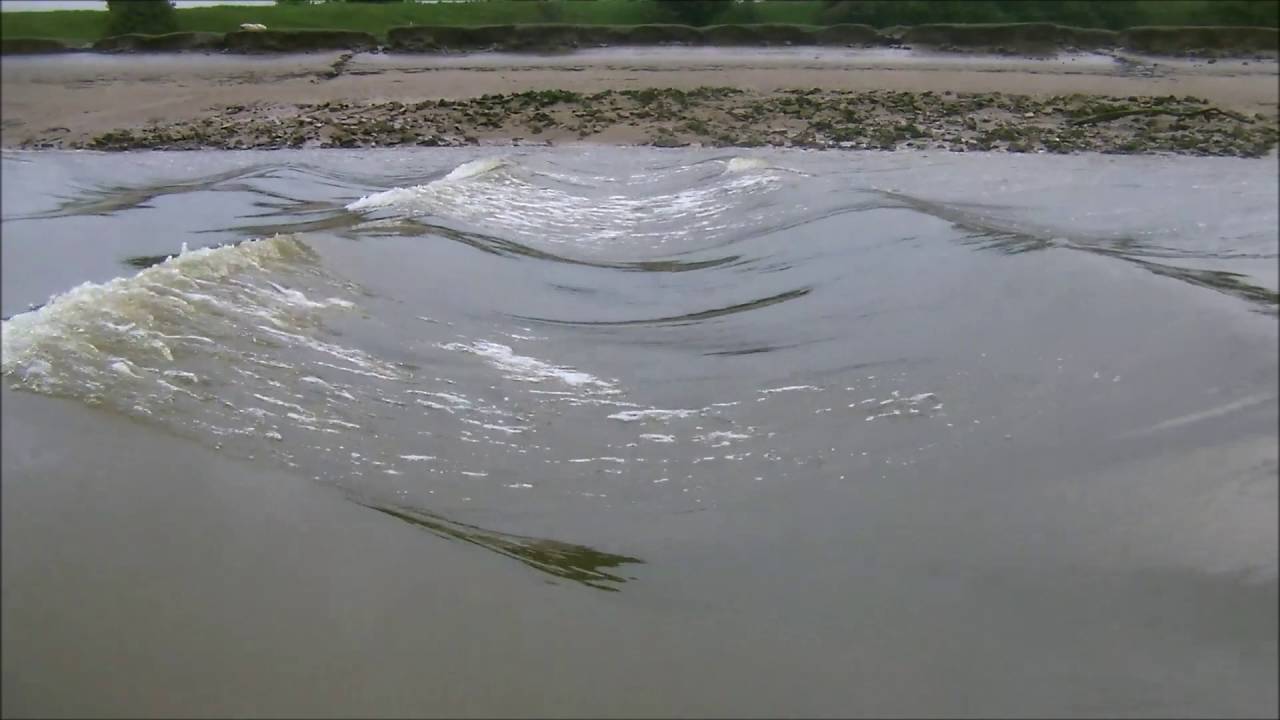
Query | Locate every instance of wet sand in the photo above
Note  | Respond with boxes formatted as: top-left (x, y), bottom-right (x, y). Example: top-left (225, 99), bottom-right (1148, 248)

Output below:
top-left (2, 48), bottom-right (1277, 149)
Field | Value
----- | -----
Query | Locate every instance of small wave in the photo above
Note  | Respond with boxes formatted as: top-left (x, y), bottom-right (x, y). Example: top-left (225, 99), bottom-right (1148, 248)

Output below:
top-left (639, 433), bottom-right (677, 443)
top-left (441, 340), bottom-right (617, 391)
top-left (725, 156), bottom-right (811, 177)
top-left (343, 155), bottom-right (790, 251)
top-left (347, 156), bottom-right (511, 211)
top-left (443, 156), bottom-right (511, 182)
top-left (2, 235), bottom-right (317, 379)
top-left (608, 408), bottom-right (702, 423)
top-left (878, 189), bottom-right (1279, 310)
top-left (515, 287), bottom-right (811, 328)
top-left (725, 157), bottom-right (773, 174)
top-left (0, 233), bottom-right (404, 460)
top-left (760, 385), bottom-right (821, 394)
top-left (346, 187), bottom-right (424, 213)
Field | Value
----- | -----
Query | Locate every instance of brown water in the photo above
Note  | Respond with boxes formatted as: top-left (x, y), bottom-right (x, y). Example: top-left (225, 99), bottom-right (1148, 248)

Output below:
top-left (2, 147), bottom-right (1277, 717)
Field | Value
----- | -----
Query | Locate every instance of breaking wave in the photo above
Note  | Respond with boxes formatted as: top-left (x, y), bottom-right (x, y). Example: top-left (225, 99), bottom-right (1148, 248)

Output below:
top-left (345, 155), bottom-right (804, 252)
top-left (3, 148), bottom-right (1275, 587)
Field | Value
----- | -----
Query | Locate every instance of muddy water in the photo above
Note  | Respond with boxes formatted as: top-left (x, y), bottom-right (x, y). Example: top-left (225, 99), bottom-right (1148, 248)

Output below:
top-left (2, 147), bottom-right (1276, 717)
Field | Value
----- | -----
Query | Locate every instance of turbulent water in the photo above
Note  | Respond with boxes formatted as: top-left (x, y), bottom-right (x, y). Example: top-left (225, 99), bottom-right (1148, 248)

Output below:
top-left (2, 147), bottom-right (1277, 716)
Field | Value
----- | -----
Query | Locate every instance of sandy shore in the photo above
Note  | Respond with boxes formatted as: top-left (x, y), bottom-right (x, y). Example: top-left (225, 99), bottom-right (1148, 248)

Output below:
top-left (2, 48), bottom-right (1277, 153)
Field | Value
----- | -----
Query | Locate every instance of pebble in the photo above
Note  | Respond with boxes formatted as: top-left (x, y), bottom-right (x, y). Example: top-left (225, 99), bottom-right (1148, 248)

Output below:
top-left (54, 87), bottom-right (1278, 158)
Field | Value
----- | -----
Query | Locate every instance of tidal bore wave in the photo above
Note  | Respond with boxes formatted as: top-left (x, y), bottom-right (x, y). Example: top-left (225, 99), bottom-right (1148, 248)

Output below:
top-left (3, 149), bottom-right (1276, 587)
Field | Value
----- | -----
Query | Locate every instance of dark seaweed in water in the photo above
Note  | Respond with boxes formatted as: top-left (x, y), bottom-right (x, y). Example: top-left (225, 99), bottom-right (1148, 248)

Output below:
top-left (362, 502), bottom-right (643, 591)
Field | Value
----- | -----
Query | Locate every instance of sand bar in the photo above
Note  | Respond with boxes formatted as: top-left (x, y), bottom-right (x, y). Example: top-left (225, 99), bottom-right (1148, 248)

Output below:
top-left (2, 48), bottom-right (1277, 152)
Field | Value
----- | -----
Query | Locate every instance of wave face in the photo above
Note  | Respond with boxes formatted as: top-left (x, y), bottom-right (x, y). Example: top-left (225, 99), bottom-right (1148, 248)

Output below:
top-left (345, 153), bottom-right (805, 257)
top-left (2, 148), bottom-right (1277, 588)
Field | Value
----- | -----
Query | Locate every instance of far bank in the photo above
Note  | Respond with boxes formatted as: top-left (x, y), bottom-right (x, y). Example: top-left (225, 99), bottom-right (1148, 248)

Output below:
top-left (2, 48), bottom-right (1276, 156)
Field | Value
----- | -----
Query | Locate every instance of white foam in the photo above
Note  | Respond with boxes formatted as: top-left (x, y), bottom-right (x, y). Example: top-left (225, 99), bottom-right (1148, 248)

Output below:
top-left (861, 389), bottom-right (940, 421)
top-left (442, 340), bottom-right (615, 391)
top-left (406, 389), bottom-right (472, 406)
top-left (444, 156), bottom-right (511, 181)
top-left (703, 431), bottom-right (750, 442)
top-left (725, 157), bottom-right (772, 173)
top-left (347, 156), bottom-right (511, 211)
top-left (460, 417), bottom-right (528, 435)
top-left (639, 433), bottom-right (677, 443)
top-left (346, 186), bottom-right (424, 212)
top-left (608, 408), bottom-right (700, 422)
top-left (760, 385), bottom-right (820, 394)
top-left (344, 156), bottom-right (785, 249)
top-left (109, 359), bottom-right (139, 377)
top-left (2, 235), bottom-right (316, 381)
top-left (252, 392), bottom-right (309, 414)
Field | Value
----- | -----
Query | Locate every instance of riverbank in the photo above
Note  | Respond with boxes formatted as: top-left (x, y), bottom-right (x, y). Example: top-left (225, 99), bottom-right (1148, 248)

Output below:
top-left (3, 49), bottom-right (1277, 155)
top-left (65, 88), bottom-right (1280, 157)
top-left (4, 24), bottom-right (1277, 57)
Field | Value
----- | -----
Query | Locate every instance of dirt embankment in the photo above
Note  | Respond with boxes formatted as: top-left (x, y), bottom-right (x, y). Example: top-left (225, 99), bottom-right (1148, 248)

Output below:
top-left (3, 23), bottom-right (1277, 58)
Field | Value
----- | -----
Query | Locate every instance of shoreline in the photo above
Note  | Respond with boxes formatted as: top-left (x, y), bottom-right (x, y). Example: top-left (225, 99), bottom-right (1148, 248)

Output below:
top-left (4, 22), bottom-right (1277, 58)
top-left (66, 88), bottom-right (1280, 157)
top-left (3, 49), bottom-right (1277, 156)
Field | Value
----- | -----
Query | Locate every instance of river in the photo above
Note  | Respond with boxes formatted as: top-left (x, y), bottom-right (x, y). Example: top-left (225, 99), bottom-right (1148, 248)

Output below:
top-left (2, 147), bottom-right (1276, 717)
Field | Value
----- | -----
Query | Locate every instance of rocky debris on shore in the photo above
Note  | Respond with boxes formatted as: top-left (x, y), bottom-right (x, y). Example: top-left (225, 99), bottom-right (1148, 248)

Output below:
top-left (33, 87), bottom-right (1278, 156)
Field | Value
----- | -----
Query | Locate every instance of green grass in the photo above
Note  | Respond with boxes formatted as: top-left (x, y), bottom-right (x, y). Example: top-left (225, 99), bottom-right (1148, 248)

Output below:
top-left (0, 0), bottom-right (1275, 43)
top-left (815, 0), bottom-right (1278, 29)
top-left (0, 1), bottom-right (666, 42)
top-left (1, 9), bottom-right (108, 42)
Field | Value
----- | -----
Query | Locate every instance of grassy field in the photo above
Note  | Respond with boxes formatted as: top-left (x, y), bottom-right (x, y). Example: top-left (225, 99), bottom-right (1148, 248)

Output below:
top-left (0, 0), bottom-right (1276, 43)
